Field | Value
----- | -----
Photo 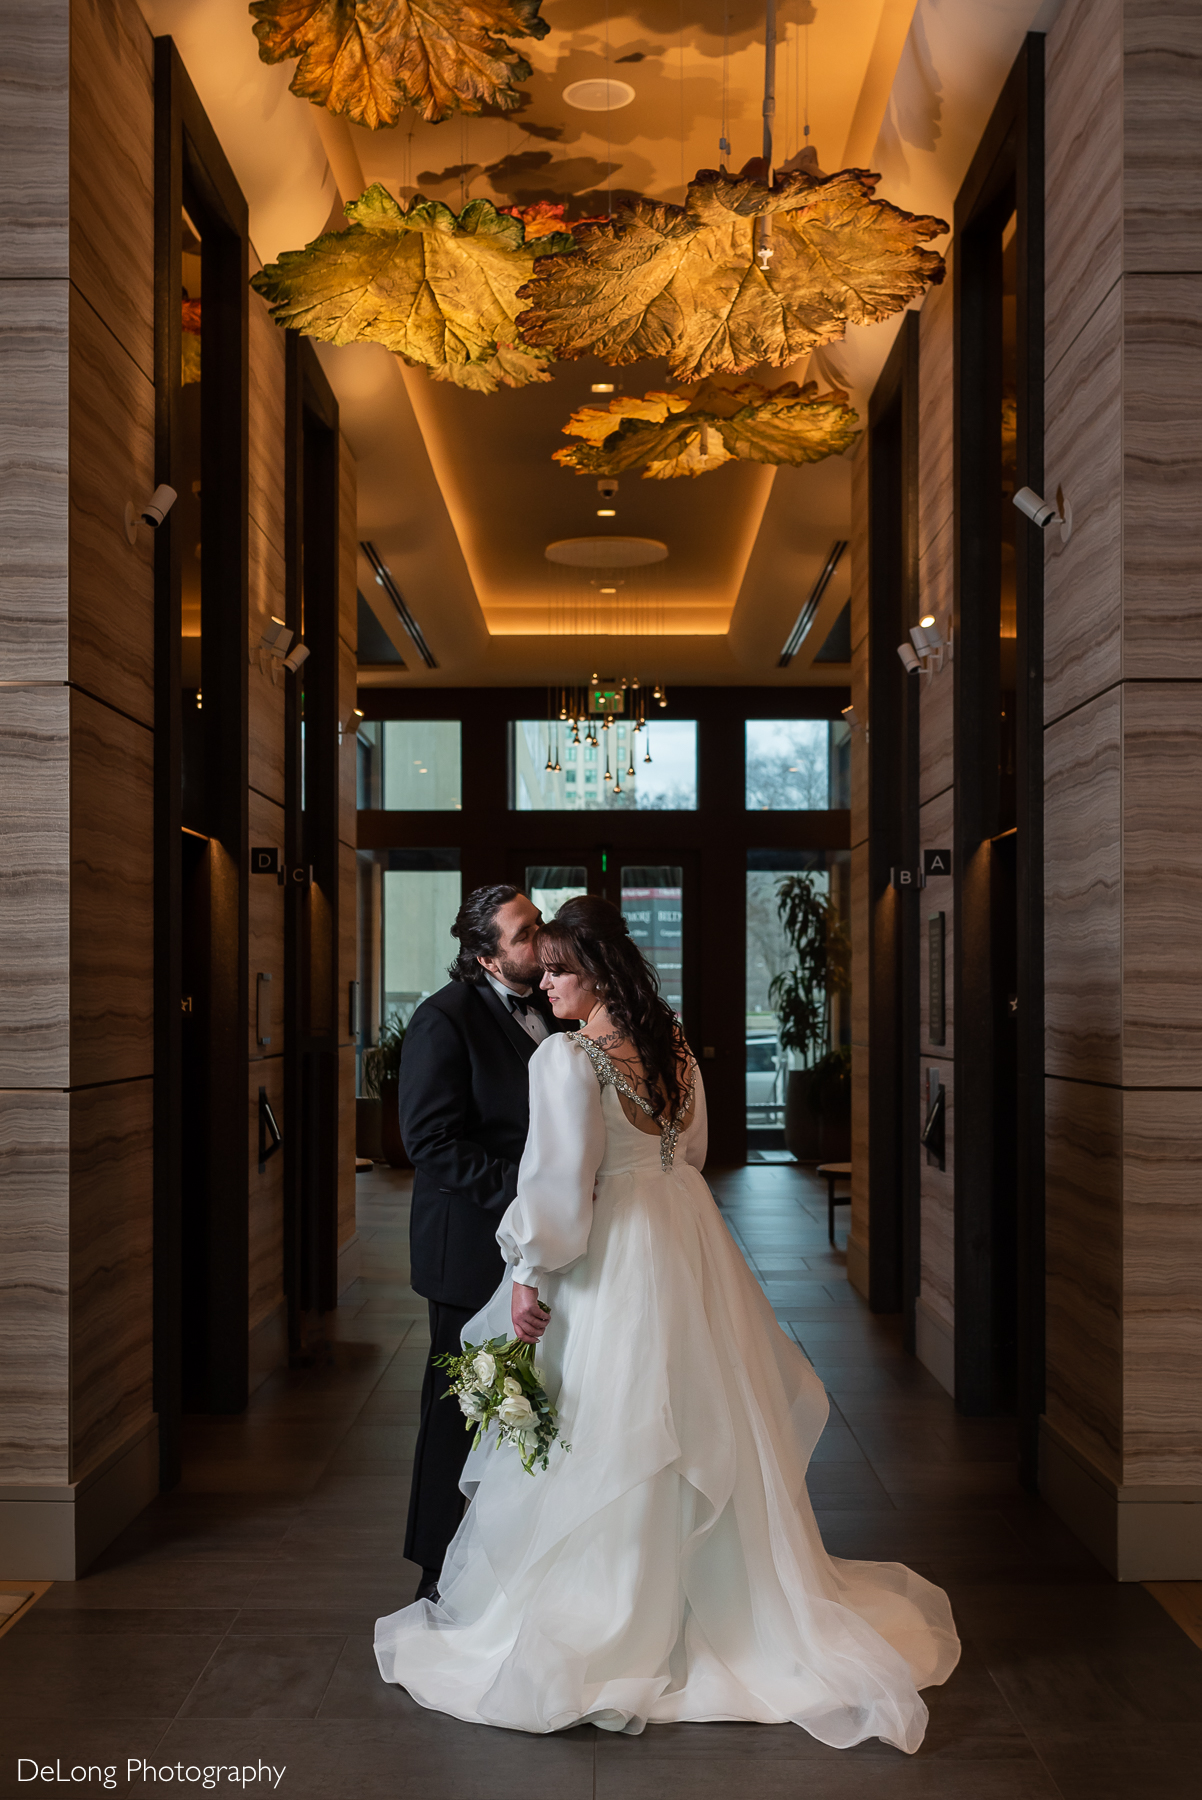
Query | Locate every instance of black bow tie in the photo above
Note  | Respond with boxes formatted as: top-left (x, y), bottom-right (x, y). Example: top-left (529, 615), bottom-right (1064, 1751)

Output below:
top-left (508, 992), bottom-right (536, 1017)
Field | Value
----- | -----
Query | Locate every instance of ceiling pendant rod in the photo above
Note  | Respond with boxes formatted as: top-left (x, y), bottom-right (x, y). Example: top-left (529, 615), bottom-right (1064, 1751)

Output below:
top-left (755, 0), bottom-right (777, 271)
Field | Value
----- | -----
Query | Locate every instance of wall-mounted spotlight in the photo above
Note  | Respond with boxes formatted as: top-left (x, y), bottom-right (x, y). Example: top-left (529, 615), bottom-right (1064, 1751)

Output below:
top-left (124, 483), bottom-right (178, 545)
top-left (283, 642), bottom-right (310, 675)
top-left (897, 642), bottom-right (922, 674)
top-left (338, 706), bottom-right (365, 746)
top-left (899, 613), bottom-right (952, 679)
top-left (1013, 484), bottom-right (1072, 543)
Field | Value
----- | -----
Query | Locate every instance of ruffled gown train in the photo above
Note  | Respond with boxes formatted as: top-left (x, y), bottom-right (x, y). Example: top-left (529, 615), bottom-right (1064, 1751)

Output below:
top-left (375, 1033), bottom-right (959, 1749)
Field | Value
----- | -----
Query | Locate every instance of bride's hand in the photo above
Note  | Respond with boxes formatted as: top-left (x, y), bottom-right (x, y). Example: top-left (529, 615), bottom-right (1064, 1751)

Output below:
top-left (512, 1282), bottom-right (549, 1344)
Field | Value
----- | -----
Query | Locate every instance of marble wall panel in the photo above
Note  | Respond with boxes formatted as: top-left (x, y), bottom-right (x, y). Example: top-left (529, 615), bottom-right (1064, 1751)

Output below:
top-left (0, 1089), bottom-right (69, 1484)
top-left (917, 256), bottom-right (955, 561)
top-left (248, 791), bottom-right (286, 1063)
top-left (248, 293), bottom-right (286, 557)
top-left (919, 1067), bottom-right (955, 1332)
top-left (338, 1043), bottom-right (356, 1249)
top-left (248, 1057), bottom-right (285, 1334)
top-left (339, 634), bottom-right (358, 840)
top-left (1124, 0), bottom-right (1202, 275)
top-left (248, 519), bottom-right (286, 806)
top-left (1123, 682), bottom-right (1202, 1085)
top-left (0, 283), bottom-right (69, 682)
top-left (1045, 0), bottom-right (1123, 377)
top-left (339, 434), bottom-right (357, 653)
top-left (1122, 1086), bottom-right (1202, 1487)
top-left (69, 1077), bottom-right (153, 1482)
top-left (0, 688), bottom-right (70, 1088)
top-left (1043, 280), bottom-right (1123, 725)
top-left (69, 690), bottom-right (153, 1087)
top-left (0, 1), bottom-right (69, 278)
top-left (1123, 277), bottom-right (1202, 677)
top-left (850, 841), bottom-right (870, 1049)
top-left (850, 1041), bottom-right (870, 1259)
top-left (68, 0), bottom-right (153, 379)
top-left (1045, 1075), bottom-right (1124, 1485)
top-left (339, 841), bottom-right (357, 1045)
top-left (69, 287), bottom-right (154, 726)
top-left (919, 784), bottom-right (955, 1060)
top-left (1044, 687), bottom-right (1122, 1083)
top-left (918, 523), bottom-right (954, 805)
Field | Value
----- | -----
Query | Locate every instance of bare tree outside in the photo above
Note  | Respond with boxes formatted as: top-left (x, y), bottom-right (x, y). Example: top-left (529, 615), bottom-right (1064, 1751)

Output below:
top-left (745, 721), bottom-right (830, 811)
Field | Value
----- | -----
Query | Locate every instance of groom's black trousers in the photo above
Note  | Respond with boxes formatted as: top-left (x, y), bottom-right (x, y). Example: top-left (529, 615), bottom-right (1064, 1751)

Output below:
top-left (404, 1300), bottom-right (476, 1574)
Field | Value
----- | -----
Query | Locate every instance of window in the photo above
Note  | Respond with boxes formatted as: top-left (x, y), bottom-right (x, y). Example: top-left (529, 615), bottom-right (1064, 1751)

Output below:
top-left (357, 720), bottom-right (462, 810)
top-left (746, 849), bottom-right (850, 1141)
top-left (527, 865), bottom-right (587, 920)
top-left (745, 719), bottom-right (850, 811)
top-left (621, 868), bottom-right (683, 1016)
top-left (380, 849), bottom-right (461, 1029)
top-left (511, 720), bottom-right (698, 811)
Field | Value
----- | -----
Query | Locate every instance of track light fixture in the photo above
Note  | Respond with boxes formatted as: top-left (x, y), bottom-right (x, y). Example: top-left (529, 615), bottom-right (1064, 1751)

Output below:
top-left (1014, 485), bottom-right (1072, 543)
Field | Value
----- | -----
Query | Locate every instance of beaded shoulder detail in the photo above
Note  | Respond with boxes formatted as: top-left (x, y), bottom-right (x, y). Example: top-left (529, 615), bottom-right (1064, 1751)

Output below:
top-left (567, 1032), bottom-right (697, 1171)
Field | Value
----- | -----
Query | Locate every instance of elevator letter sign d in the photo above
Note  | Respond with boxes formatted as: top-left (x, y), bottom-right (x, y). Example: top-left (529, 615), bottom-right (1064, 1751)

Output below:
top-left (252, 846), bottom-right (279, 875)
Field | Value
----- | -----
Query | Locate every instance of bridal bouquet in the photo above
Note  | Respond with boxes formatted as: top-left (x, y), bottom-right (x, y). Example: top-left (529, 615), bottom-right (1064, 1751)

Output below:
top-left (435, 1336), bottom-right (568, 1475)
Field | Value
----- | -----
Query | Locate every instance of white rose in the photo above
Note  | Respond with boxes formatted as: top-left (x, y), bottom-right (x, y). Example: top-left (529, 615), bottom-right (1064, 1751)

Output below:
top-left (458, 1391), bottom-right (486, 1421)
top-left (499, 1394), bottom-right (536, 1430)
top-left (472, 1352), bottom-right (497, 1387)
top-left (503, 1376), bottom-right (523, 1398)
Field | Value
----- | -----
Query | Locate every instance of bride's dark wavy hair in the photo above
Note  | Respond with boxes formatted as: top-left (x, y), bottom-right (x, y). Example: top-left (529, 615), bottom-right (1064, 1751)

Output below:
top-left (537, 895), bottom-right (688, 1119)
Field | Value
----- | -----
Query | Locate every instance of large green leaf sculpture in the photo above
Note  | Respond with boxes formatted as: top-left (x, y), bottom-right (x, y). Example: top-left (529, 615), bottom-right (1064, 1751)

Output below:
top-left (250, 184), bottom-right (574, 392)
top-left (554, 379), bottom-right (859, 479)
top-left (250, 0), bottom-right (548, 128)
top-left (519, 160), bottom-right (947, 382)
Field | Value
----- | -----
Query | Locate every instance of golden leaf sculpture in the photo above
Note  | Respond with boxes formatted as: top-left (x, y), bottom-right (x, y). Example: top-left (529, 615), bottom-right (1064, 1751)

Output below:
top-left (519, 159), bottom-right (947, 382)
top-left (554, 379), bottom-right (859, 480)
top-left (250, 0), bottom-right (548, 127)
top-left (250, 184), bottom-right (574, 393)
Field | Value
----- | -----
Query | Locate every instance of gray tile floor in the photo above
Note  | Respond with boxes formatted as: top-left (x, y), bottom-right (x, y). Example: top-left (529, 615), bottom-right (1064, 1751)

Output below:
top-left (2, 1164), bottom-right (1200, 1798)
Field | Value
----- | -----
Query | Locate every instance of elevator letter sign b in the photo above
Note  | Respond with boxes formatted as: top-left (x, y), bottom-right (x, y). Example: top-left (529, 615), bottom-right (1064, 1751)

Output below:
top-left (890, 866), bottom-right (926, 890)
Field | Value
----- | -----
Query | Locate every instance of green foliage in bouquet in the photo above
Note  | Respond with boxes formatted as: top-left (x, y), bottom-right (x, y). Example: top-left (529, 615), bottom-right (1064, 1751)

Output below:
top-left (361, 1011), bottom-right (405, 1099)
top-left (435, 1334), bottom-right (569, 1475)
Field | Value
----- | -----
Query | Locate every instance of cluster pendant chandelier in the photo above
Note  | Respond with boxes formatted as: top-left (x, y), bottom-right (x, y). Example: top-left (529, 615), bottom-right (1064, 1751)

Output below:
top-left (250, 2), bottom-right (949, 458)
top-left (542, 677), bottom-right (666, 798)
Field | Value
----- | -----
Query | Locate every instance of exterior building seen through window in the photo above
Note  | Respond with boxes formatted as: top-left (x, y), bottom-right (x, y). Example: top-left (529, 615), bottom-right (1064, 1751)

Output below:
top-left (357, 720), bottom-right (462, 809)
top-left (512, 720), bottom-right (698, 810)
top-left (621, 868), bottom-right (684, 1017)
top-left (745, 719), bottom-right (851, 811)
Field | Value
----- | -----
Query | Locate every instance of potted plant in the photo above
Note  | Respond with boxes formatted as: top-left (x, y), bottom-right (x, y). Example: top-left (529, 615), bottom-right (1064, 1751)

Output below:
top-left (361, 1012), bottom-right (409, 1169)
top-left (768, 874), bottom-right (851, 1162)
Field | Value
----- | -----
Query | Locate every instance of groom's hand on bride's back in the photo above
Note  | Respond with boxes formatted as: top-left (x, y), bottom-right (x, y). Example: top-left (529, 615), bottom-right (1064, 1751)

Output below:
top-left (512, 1282), bottom-right (549, 1343)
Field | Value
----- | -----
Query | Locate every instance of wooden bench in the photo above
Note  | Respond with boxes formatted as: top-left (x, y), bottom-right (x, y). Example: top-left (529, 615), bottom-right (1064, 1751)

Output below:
top-left (816, 1162), bottom-right (852, 1246)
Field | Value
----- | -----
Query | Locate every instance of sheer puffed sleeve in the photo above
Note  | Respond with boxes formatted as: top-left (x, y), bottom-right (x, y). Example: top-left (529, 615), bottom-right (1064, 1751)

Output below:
top-left (682, 1064), bottom-right (708, 1170)
top-left (497, 1035), bottom-right (606, 1288)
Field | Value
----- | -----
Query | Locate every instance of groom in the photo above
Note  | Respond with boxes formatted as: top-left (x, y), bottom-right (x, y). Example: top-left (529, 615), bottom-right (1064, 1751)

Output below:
top-left (398, 884), bottom-right (568, 1601)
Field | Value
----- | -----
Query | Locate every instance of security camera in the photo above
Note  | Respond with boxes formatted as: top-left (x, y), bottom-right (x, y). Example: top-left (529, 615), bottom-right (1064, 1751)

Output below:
top-left (596, 478), bottom-right (619, 500)
top-left (1013, 485), bottom-right (1072, 542)
top-left (124, 484), bottom-right (178, 544)
top-left (897, 643), bottom-right (921, 675)
top-left (142, 484), bottom-right (178, 527)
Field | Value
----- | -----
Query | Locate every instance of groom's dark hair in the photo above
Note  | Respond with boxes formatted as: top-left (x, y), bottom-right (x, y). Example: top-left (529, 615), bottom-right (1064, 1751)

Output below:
top-left (448, 884), bottom-right (522, 982)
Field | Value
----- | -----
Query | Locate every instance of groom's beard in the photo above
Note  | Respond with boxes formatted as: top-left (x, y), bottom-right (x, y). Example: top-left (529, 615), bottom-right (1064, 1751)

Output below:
top-left (495, 952), bottom-right (540, 989)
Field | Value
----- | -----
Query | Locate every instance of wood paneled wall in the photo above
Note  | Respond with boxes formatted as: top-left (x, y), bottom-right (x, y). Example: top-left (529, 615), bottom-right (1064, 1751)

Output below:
top-left (0, 0), bottom-right (358, 1571)
top-left (1041, 0), bottom-right (1202, 1574)
top-left (0, 0), bottom-right (156, 1517)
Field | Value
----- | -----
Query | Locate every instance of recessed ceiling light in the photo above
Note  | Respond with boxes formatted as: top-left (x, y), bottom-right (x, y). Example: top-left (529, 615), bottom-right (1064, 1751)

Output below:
top-left (546, 537), bottom-right (669, 568)
top-left (563, 78), bottom-right (635, 112)
top-left (597, 507), bottom-right (616, 517)
top-left (599, 586), bottom-right (617, 594)
top-left (591, 382), bottom-right (615, 393)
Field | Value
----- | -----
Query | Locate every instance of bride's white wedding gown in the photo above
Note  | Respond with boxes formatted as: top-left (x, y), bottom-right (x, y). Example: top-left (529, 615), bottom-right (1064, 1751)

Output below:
top-left (375, 1032), bottom-right (959, 1748)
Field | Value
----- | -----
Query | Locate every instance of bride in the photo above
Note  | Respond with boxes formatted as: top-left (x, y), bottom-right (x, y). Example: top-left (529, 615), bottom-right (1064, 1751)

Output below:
top-left (375, 896), bottom-right (959, 1748)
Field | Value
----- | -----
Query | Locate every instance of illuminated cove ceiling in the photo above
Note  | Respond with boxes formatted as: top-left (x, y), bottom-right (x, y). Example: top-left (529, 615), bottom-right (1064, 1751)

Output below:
top-left (142, 0), bottom-right (1054, 685)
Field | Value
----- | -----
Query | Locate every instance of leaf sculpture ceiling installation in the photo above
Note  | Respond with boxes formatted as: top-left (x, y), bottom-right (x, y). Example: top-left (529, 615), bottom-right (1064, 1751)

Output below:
top-left (250, 0), bottom-right (549, 127)
top-left (518, 159), bottom-right (948, 382)
top-left (554, 379), bottom-right (860, 480)
top-left (250, 184), bottom-right (574, 392)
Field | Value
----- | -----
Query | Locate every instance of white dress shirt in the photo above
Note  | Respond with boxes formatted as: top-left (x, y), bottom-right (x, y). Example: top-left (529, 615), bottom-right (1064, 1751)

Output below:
top-left (484, 971), bottom-right (549, 1045)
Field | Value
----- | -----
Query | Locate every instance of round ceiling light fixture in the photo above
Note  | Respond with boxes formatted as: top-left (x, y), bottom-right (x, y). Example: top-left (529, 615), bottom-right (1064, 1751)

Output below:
top-left (545, 537), bottom-right (668, 569)
top-left (562, 77), bottom-right (636, 112)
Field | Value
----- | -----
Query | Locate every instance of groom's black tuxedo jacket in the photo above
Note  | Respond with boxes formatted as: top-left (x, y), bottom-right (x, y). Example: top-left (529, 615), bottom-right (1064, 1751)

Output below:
top-left (398, 979), bottom-right (571, 1311)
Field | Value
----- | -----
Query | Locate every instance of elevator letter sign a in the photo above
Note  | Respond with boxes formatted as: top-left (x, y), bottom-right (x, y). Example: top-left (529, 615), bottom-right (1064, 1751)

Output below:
top-left (923, 848), bottom-right (952, 879)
